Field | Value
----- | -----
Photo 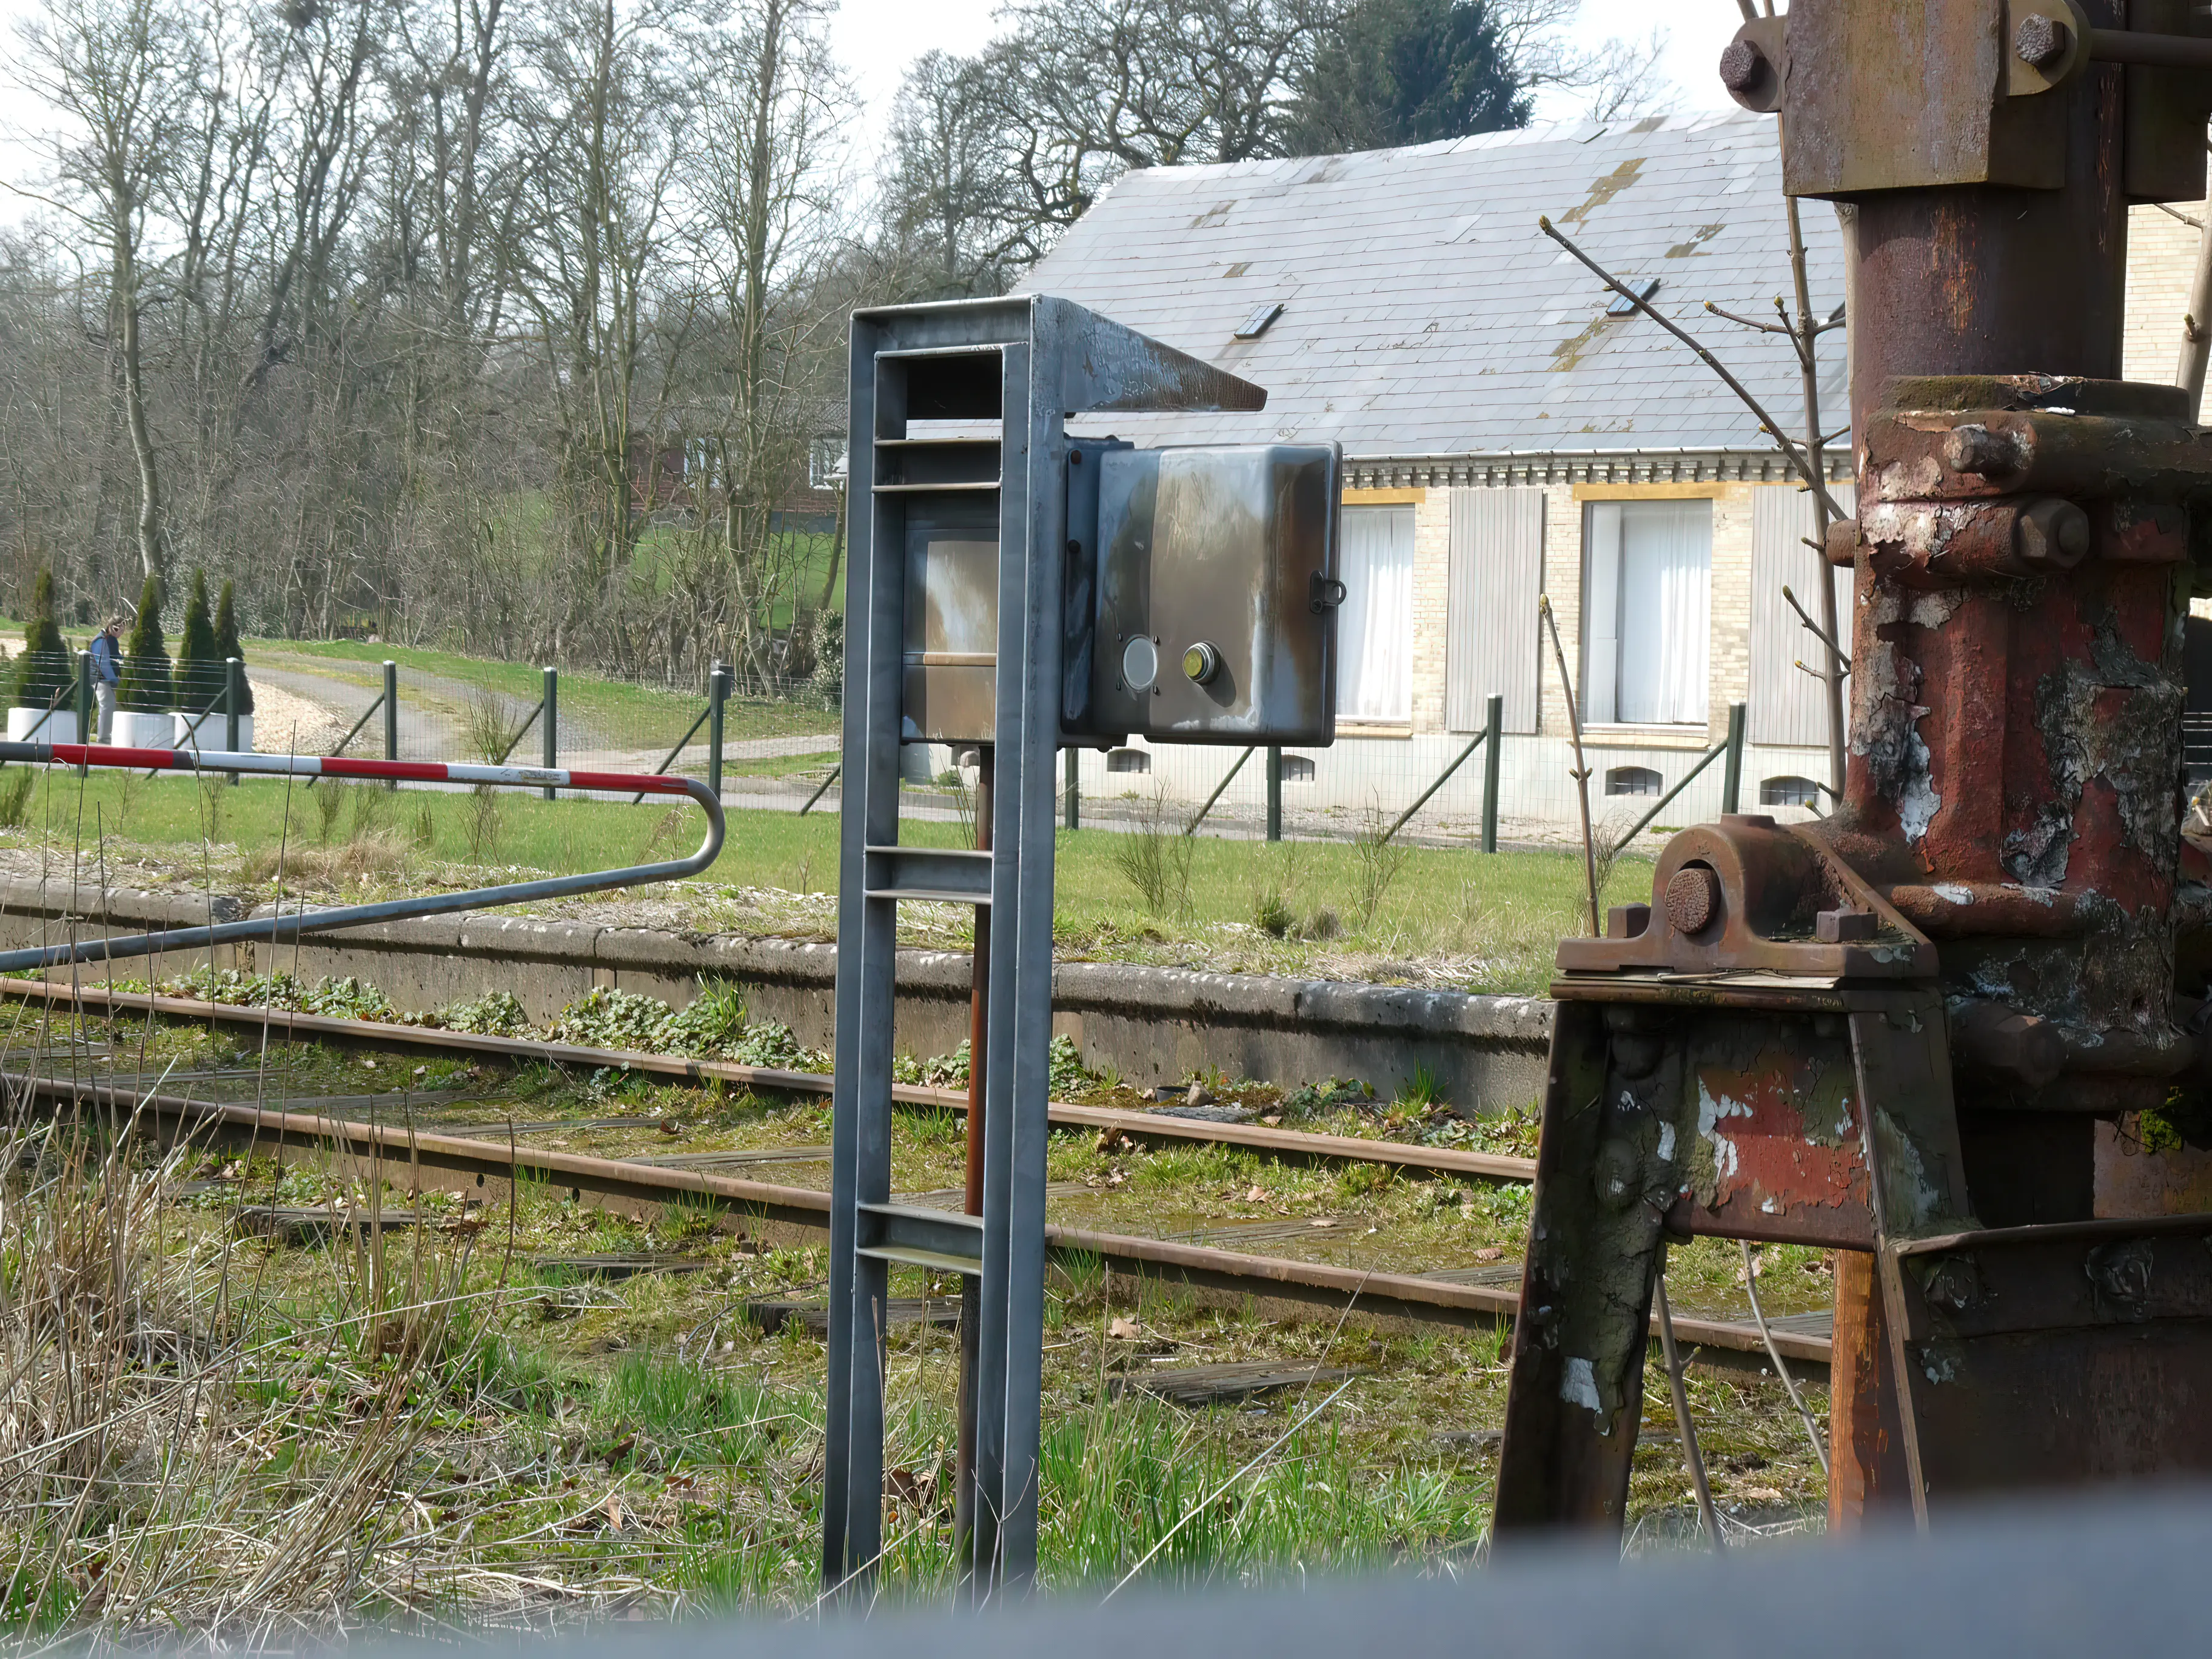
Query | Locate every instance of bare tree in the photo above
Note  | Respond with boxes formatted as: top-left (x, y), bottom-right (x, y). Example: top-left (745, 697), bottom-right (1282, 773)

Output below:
top-left (881, 50), bottom-right (1014, 298)
top-left (509, 0), bottom-right (699, 663)
top-left (17, 0), bottom-right (196, 580)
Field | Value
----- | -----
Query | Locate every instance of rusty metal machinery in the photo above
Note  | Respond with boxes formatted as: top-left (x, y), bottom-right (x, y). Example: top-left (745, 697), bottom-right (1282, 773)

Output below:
top-left (1495, 0), bottom-right (2212, 1533)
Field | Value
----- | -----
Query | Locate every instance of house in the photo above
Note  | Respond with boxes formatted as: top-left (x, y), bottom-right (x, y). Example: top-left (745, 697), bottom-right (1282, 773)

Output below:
top-left (1016, 110), bottom-right (1857, 842)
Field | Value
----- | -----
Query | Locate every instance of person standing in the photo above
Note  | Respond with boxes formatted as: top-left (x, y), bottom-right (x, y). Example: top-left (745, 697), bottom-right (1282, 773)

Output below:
top-left (89, 616), bottom-right (122, 742)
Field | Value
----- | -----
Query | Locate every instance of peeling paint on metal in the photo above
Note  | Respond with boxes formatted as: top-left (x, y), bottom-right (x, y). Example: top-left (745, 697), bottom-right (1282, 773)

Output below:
top-left (1560, 1356), bottom-right (1601, 1412)
top-left (1697, 1076), bottom-right (1749, 1181)
top-left (1899, 728), bottom-right (1940, 842)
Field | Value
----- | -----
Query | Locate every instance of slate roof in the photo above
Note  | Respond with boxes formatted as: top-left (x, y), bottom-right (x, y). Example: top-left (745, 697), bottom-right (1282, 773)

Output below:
top-left (1016, 109), bottom-right (1847, 461)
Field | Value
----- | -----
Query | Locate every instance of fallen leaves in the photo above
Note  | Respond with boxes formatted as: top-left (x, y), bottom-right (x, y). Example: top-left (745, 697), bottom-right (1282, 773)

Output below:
top-left (1108, 1316), bottom-right (1141, 1340)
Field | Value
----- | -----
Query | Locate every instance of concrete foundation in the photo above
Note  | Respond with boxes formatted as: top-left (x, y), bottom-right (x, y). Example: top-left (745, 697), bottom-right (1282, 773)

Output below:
top-left (0, 876), bottom-right (1554, 1114)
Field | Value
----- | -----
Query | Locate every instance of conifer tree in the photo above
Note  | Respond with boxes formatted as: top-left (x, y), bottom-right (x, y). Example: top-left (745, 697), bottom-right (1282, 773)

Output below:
top-left (13, 569), bottom-right (72, 713)
top-left (213, 580), bottom-right (253, 713)
top-left (116, 574), bottom-right (170, 714)
top-left (173, 569), bottom-right (218, 712)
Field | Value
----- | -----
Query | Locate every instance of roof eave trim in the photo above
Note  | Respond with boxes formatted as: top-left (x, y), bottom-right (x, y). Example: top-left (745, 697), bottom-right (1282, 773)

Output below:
top-left (1341, 447), bottom-right (1855, 489)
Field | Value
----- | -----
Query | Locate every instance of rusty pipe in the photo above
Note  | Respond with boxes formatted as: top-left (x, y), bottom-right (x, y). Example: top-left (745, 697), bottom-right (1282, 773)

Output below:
top-left (954, 745), bottom-right (993, 1583)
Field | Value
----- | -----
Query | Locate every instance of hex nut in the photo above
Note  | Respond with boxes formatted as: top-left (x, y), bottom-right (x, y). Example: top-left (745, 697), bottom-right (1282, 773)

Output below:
top-left (2016, 498), bottom-right (2091, 569)
top-left (1718, 39), bottom-right (1765, 92)
top-left (2015, 13), bottom-right (2070, 70)
top-left (1816, 908), bottom-right (1877, 943)
top-left (1664, 864), bottom-right (1721, 937)
top-left (1942, 423), bottom-right (2020, 477)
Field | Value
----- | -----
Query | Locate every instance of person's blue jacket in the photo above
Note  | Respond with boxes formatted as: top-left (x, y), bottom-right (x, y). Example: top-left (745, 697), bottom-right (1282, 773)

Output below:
top-left (89, 632), bottom-right (120, 685)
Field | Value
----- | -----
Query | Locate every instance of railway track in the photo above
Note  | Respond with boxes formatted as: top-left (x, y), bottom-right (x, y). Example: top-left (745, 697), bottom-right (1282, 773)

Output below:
top-left (0, 977), bottom-right (1540, 1182)
top-left (0, 1011), bottom-right (1833, 1367)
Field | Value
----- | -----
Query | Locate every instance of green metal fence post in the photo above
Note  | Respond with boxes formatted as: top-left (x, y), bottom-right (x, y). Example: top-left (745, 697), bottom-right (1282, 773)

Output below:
top-left (1721, 700), bottom-right (1746, 816)
top-left (707, 660), bottom-right (728, 802)
top-left (1481, 692), bottom-right (1504, 854)
top-left (542, 666), bottom-right (558, 800)
top-left (224, 657), bottom-right (242, 784)
top-left (76, 652), bottom-right (92, 774)
top-left (1265, 745), bottom-right (1282, 842)
top-left (383, 660), bottom-right (399, 789)
top-left (1062, 747), bottom-right (1078, 831)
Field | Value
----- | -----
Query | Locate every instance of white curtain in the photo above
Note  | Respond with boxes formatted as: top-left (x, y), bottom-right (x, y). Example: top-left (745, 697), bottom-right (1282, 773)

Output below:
top-left (1336, 506), bottom-right (1414, 721)
top-left (1585, 500), bottom-right (1710, 724)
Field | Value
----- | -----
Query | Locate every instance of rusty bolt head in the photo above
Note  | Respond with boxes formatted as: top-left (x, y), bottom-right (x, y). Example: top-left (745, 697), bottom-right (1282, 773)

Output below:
top-left (2014, 13), bottom-right (2070, 70)
top-left (1718, 38), bottom-right (1766, 92)
top-left (1664, 864), bottom-right (1721, 937)
top-left (1816, 907), bottom-right (1877, 943)
top-left (2016, 498), bottom-right (2091, 569)
top-left (1942, 423), bottom-right (2020, 477)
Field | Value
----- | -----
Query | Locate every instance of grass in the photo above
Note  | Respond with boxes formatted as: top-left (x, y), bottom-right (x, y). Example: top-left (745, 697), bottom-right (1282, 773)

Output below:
top-left (0, 1000), bottom-right (1831, 1641)
top-left (244, 637), bottom-right (839, 748)
top-left (0, 768), bottom-right (1650, 996)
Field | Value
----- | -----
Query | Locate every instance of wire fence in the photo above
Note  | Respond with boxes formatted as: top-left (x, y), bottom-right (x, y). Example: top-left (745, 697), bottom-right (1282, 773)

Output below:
top-left (15, 648), bottom-right (1839, 853)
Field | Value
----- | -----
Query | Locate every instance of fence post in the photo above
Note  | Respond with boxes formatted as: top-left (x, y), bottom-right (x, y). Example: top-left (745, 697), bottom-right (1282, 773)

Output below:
top-left (1062, 747), bottom-right (1078, 831)
top-left (1481, 692), bottom-right (1503, 854)
top-left (224, 657), bottom-right (242, 785)
top-left (383, 660), bottom-right (398, 789)
top-left (542, 666), bottom-right (558, 801)
top-left (1721, 700), bottom-right (1746, 816)
top-left (75, 652), bottom-right (92, 773)
top-left (706, 660), bottom-right (728, 802)
top-left (1265, 746), bottom-right (1282, 842)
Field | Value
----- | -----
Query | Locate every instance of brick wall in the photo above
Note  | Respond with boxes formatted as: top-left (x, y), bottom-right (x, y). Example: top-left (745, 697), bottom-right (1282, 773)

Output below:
top-left (2125, 199), bottom-right (2206, 411)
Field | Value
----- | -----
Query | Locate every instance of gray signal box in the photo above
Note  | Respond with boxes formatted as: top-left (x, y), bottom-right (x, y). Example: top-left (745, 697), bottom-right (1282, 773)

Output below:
top-left (826, 295), bottom-right (1341, 1600)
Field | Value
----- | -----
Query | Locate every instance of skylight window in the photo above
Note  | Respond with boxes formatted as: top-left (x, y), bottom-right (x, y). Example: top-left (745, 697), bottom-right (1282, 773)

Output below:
top-left (1607, 277), bottom-right (1661, 317)
top-left (1233, 301), bottom-right (1284, 340)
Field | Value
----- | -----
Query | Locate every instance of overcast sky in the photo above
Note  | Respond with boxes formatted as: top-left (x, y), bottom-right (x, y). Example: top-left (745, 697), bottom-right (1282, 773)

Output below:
top-left (0, 0), bottom-right (1739, 221)
top-left (828, 0), bottom-right (1741, 137)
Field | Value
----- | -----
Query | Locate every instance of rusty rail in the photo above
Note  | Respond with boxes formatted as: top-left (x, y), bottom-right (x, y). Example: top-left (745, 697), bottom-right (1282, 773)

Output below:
top-left (0, 1065), bottom-right (1823, 1362)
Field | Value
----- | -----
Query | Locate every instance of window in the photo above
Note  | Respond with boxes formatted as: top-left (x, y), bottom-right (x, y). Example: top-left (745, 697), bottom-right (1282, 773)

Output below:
top-left (1107, 748), bottom-right (1150, 774)
top-left (1761, 775), bottom-right (1822, 807)
top-left (1337, 505), bottom-right (1415, 723)
top-left (1583, 500), bottom-right (1711, 725)
top-left (1606, 765), bottom-right (1662, 797)
top-left (1279, 754), bottom-right (1315, 782)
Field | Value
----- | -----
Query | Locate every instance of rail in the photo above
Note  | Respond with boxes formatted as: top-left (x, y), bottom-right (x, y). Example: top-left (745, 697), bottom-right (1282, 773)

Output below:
top-left (0, 743), bottom-right (724, 973)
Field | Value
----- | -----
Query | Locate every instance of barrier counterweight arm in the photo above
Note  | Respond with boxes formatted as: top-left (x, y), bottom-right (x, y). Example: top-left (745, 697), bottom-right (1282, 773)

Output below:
top-left (0, 744), bottom-right (723, 973)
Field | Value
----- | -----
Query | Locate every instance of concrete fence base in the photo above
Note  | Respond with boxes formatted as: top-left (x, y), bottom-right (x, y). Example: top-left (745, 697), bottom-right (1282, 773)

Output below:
top-left (0, 877), bottom-right (1555, 1114)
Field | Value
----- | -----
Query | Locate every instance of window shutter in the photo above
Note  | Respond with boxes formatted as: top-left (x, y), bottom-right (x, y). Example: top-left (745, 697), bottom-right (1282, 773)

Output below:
top-left (1748, 483), bottom-right (1855, 748)
top-left (1446, 488), bottom-right (1544, 733)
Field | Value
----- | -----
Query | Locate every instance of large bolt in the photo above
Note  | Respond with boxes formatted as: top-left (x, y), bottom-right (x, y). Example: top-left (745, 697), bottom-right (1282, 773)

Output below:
top-left (1942, 423), bottom-right (2020, 476)
top-left (1718, 39), bottom-right (1766, 92)
top-left (2015, 13), bottom-right (2070, 70)
top-left (2016, 498), bottom-right (2091, 569)
top-left (1664, 864), bottom-right (1721, 937)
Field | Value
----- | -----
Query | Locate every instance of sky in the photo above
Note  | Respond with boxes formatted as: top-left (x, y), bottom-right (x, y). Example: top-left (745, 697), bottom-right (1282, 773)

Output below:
top-left (0, 0), bottom-right (1741, 220)
top-left (828, 0), bottom-right (1744, 144)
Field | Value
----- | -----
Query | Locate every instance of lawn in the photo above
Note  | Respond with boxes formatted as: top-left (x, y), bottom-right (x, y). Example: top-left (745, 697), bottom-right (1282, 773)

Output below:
top-left (0, 769), bottom-right (1652, 995)
top-left (246, 637), bottom-right (840, 749)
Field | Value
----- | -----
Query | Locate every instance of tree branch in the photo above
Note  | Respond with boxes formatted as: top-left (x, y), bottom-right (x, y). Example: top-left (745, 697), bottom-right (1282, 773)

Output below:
top-left (1541, 215), bottom-right (1846, 521)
